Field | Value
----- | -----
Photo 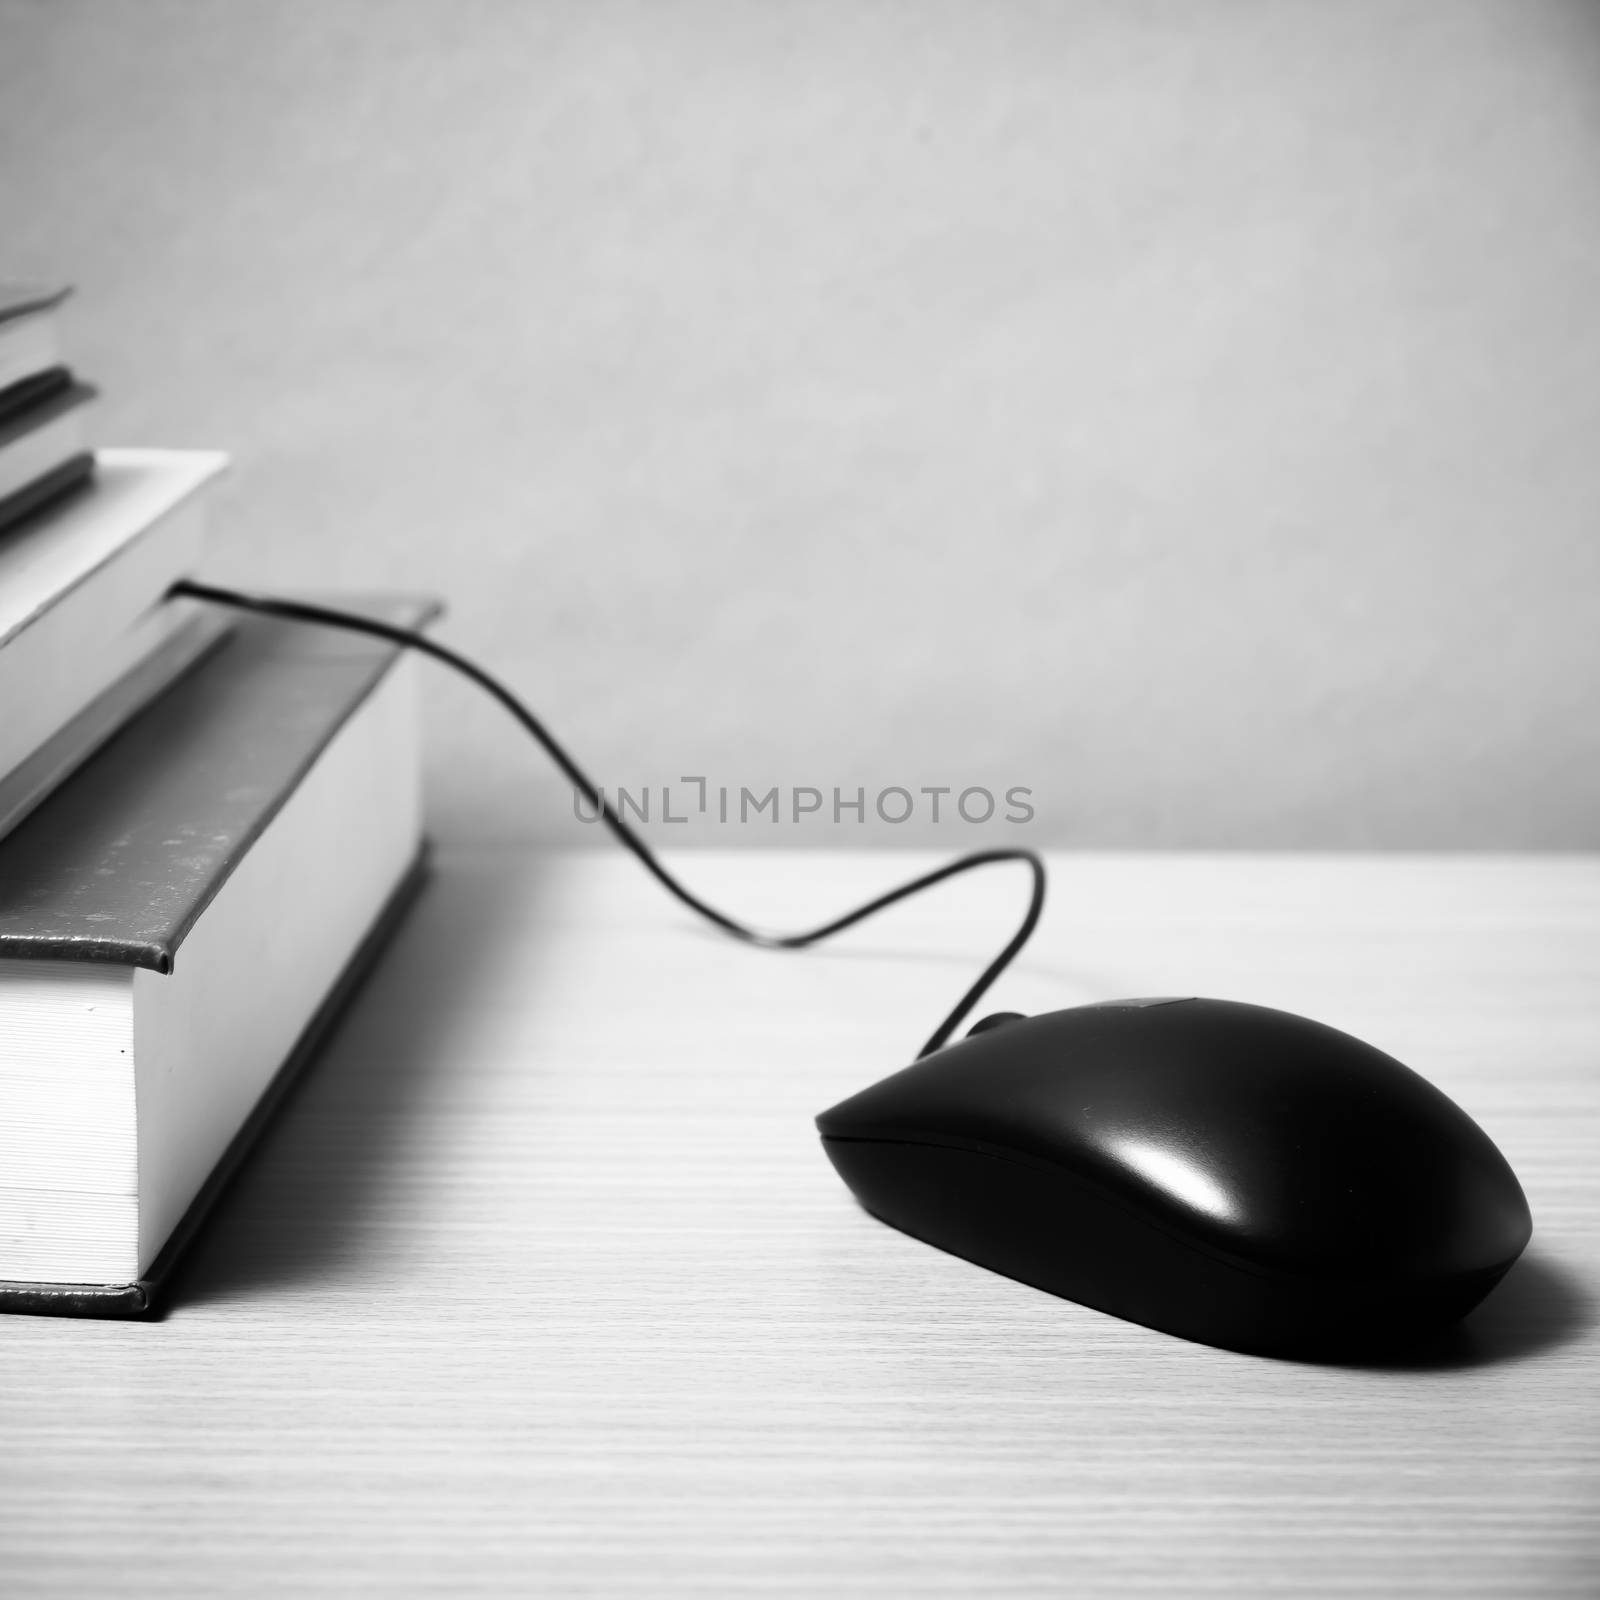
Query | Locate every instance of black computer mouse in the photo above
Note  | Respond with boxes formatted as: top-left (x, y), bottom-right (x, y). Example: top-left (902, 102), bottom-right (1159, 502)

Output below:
top-left (816, 998), bottom-right (1532, 1359)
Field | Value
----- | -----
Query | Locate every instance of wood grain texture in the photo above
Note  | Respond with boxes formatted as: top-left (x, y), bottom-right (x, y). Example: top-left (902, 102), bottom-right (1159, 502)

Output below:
top-left (1, 849), bottom-right (1596, 1597)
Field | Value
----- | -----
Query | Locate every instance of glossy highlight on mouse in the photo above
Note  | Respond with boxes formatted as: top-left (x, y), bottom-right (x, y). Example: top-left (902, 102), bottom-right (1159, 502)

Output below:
top-left (816, 998), bottom-right (1532, 1359)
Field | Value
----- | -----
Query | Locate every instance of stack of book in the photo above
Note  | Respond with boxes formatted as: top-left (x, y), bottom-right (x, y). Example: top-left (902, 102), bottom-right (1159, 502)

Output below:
top-left (0, 285), bottom-right (431, 1317)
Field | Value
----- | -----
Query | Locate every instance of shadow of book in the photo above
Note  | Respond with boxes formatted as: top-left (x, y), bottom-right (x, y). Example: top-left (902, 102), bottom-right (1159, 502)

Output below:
top-left (166, 852), bottom-right (552, 1310)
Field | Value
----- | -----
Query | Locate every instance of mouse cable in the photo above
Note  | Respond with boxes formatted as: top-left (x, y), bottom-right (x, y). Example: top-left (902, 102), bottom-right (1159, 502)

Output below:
top-left (170, 580), bottom-right (1046, 1058)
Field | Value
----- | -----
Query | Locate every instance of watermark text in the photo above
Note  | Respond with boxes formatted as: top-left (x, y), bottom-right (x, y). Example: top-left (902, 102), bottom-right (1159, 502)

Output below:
top-left (574, 777), bottom-right (1034, 826)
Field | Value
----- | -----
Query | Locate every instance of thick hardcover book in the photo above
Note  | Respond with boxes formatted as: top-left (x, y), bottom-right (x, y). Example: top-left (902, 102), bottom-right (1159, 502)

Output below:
top-left (0, 596), bottom-right (439, 1316)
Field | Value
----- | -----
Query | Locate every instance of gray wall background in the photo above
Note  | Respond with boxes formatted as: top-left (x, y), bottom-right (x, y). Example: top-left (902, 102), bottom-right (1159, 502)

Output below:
top-left (4, 0), bottom-right (1598, 848)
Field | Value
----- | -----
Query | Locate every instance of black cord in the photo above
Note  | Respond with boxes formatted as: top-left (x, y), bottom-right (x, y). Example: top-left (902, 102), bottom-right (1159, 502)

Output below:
top-left (170, 580), bottom-right (1047, 1057)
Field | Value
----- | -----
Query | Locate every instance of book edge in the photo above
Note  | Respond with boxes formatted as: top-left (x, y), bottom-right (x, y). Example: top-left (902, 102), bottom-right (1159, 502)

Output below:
top-left (0, 843), bottom-right (432, 1319)
top-left (0, 448), bottom-right (228, 650)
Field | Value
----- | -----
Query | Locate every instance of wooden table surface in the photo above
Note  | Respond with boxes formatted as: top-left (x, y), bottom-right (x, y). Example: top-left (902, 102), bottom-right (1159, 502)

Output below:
top-left (2, 849), bottom-right (1597, 1597)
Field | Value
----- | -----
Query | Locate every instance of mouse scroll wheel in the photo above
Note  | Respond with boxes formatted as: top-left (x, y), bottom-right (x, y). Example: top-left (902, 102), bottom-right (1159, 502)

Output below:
top-left (966, 1012), bottom-right (1029, 1038)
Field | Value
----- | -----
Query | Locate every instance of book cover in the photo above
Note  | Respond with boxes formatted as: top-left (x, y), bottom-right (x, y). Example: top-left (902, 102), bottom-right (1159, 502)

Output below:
top-left (0, 595), bottom-right (436, 970)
